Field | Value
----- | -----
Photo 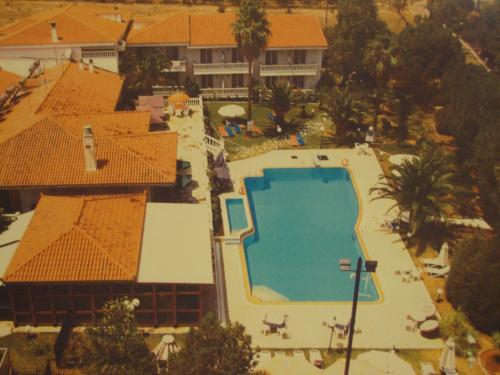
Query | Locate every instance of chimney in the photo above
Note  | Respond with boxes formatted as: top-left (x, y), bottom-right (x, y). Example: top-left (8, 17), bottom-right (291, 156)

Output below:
top-left (88, 59), bottom-right (94, 73)
top-left (50, 21), bottom-right (58, 43)
top-left (78, 58), bottom-right (84, 70)
top-left (83, 125), bottom-right (97, 171)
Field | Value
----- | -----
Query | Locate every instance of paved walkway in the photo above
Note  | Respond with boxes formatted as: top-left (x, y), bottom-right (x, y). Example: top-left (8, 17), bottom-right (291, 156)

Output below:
top-left (221, 149), bottom-right (443, 349)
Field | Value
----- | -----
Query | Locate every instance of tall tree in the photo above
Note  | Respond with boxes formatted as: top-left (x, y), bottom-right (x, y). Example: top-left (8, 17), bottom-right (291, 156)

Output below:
top-left (232, 0), bottom-right (270, 120)
top-left (260, 80), bottom-right (299, 125)
top-left (428, 0), bottom-right (475, 32)
top-left (0, 207), bottom-right (13, 234)
top-left (86, 298), bottom-right (156, 375)
top-left (392, 0), bottom-right (409, 26)
top-left (329, 0), bottom-right (386, 83)
top-left (370, 145), bottom-right (457, 235)
top-left (325, 86), bottom-right (364, 145)
top-left (362, 33), bottom-right (398, 129)
top-left (167, 313), bottom-right (257, 375)
top-left (119, 48), bottom-right (171, 92)
top-left (395, 18), bottom-right (464, 101)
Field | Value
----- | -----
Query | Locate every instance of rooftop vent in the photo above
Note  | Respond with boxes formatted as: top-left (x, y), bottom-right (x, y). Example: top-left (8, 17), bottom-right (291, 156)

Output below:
top-left (83, 125), bottom-right (97, 171)
top-left (50, 21), bottom-right (58, 43)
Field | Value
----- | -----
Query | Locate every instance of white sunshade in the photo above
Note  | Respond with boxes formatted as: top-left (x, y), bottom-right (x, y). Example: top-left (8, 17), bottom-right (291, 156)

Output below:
top-left (356, 350), bottom-right (416, 375)
top-left (217, 104), bottom-right (246, 118)
top-left (388, 154), bottom-right (418, 166)
top-left (255, 355), bottom-right (323, 375)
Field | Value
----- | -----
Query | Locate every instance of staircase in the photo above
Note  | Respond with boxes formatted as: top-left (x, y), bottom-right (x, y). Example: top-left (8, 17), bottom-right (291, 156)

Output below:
top-left (205, 134), bottom-right (225, 156)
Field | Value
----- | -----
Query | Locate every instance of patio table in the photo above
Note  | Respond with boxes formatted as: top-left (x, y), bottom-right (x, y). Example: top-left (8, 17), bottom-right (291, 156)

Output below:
top-left (419, 319), bottom-right (439, 338)
top-left (409, 311), bottom-right (426, 323)
top-left (263, 313), bottom-right (287, 334)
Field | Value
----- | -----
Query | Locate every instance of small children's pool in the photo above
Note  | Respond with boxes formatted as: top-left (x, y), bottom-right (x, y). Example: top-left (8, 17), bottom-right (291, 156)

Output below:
top-left (227, 199), bottom-right (248, 233)
top-left (241, 168), bottom-right (379, 302)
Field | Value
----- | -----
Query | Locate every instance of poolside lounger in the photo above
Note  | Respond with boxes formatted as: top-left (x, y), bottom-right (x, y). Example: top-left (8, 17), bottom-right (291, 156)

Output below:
top-left (420, 361), bottom-right (438, 375)
top-left (297, 133), bottom-right (305, 146)
top-left (421, 242), bottom-right (449, 268)
top-left (218, 126), bottom-right (228, 137)
top-left (425, 265), bottom-right (450, 278)
top-left (274, 351), bottom-right (286, 357)
top-left (309, 350), bottom-right (324, 368)
top-left (257, 350), bottom-right (272, 363)
top-left (289, 134), bottom-right (299, 147)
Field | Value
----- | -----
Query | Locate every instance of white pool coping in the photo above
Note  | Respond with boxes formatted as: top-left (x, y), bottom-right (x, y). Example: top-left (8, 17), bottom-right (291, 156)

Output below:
top-left (220, 149), bottom-right (443, 349)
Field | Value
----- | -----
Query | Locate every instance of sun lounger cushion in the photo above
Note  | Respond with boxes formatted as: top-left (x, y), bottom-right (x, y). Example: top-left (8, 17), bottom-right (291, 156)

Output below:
top-left (225, 126), bottom-right (234, 137)
top-left (218, 126), bottom-right (228, 137)
top-left (297, 133), bottom-right (305, 146)
top-left (233, 123), bottom-right (241, 133)
top-left (289, 134), bottom-right (299, 146)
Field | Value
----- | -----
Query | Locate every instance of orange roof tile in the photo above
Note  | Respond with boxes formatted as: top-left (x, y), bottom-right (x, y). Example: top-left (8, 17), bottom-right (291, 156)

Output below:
top-left (0, 116), bottom-right (178, 188)
top-left (127, 12), bottom-right (189, 45)
top-left (189, 13), bottom-right (237, 47)
top-left (267, 15), bottom-right (327, 48)
top-left (0, 69), bottom-right (21, 94)
top-left (4, 191), bottom-right (147, 282)
top-left (0, 5), bottom-right (129, 46)
top-left (53, 111), bottom-right (151, 137)
top-left (37, 62), bottom-right (124, 115)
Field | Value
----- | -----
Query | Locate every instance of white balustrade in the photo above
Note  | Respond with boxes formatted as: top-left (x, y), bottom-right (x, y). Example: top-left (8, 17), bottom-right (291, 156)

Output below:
top-left (165, 60), bottom-right (186, 72)
top-left (193, 62), bottom-right (248, 75)
top-left (260, 63), bottom-right (318, 76)
top-left (82, 50), bottom-right (116, 58)
top-left (200, 87), bottom-right (248, 98)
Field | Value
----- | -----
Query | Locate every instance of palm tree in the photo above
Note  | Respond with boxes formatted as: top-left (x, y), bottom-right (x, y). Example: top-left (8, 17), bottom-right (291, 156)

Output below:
top-left (119, 48), bottom-right (171, 92)
top-left (260, 80), bottom-right (299, 125)
top-left (232, 0), bottom-right (270, 120)
top-left (362, 34), bottom-right (398, 129)
top-left (324, 86), bottom-right (364, 145)
top-left (370, 145), bottom-right (457, 235)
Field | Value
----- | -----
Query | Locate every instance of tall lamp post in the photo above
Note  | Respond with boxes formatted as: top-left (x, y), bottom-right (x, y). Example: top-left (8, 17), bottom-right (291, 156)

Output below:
top-left (340, 257), bottom-right (378, 375)
top-left (276, 124), bottom-right (282, 150)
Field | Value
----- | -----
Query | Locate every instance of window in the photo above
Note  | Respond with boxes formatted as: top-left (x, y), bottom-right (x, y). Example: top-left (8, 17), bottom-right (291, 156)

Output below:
top-left (200, 49), bottom-right (213, 64)
top-left (265, 50), bottom-right (278, 65)
top-left (201, 75), bottom-right (213, 89)
top-left (231, 48), bottom-right (244, 63)
top-left (232, 74), bottom-right (244, 88)
top-left (166, 46), bottom-right (179, 60)
top-left (292, 76), bottom-right (305, 89)
top-left (293, 50), bottom-right (306, 64)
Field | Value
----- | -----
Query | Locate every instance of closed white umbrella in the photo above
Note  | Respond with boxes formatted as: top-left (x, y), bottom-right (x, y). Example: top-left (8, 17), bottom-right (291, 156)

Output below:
top-left (153, 334), bottom-right (178, 362)
top-left (218, 104), bottom-right (246, 118)
top-left (439, 338), bottom-right (457, 375)
top-left (356, 350), bottom-right (416, 375)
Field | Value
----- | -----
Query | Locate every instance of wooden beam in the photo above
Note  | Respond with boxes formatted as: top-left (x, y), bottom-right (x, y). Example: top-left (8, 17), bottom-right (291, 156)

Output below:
top-left (48, 285), bottom-right (56, 326)
top-left (90, 285), bottom-right (96, 325)
top-left (7, 287), bottom-right (17, 327)
top-left (27, 285), bottom-right (37, 326)
top-left (152, 284), bottom-right (158, 328)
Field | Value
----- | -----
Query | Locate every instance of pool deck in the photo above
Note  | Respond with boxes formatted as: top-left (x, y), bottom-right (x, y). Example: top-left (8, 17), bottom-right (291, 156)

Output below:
top-left (220, 148), bottom-right (443, 349)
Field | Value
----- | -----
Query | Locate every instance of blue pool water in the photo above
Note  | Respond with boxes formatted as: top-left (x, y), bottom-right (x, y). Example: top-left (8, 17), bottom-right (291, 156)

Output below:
top-left (227, 199), bottom-right (248, 233)
top-left (242, 168), bottom-right (379, 302)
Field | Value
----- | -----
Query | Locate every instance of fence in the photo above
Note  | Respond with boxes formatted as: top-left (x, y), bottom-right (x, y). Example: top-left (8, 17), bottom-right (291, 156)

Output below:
top-left (81, 49), bottom-right (116, 58)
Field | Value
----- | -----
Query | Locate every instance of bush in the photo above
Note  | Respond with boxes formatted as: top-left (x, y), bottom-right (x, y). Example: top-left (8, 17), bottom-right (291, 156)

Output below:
top-left (30, 338), bottom-right (52, 357)
top-left (439, 310), bottom-right (478, 356)
top-left (184, 76), bottom-right (200, 97)
top-left (493, 332), bottom-right (500, 349)
top-left (446, 235), bottom-right (500, 333)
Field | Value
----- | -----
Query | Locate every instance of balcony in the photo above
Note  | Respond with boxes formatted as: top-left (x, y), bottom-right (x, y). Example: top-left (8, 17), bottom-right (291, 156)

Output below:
top-left (165, 60), bottom-right (186, 73)
top-left (260, 64), bottom-right (318, 77)
top-left (193, 62), bottom-right (248, 75)
top-left (200, 87), bottom-right (248, 98)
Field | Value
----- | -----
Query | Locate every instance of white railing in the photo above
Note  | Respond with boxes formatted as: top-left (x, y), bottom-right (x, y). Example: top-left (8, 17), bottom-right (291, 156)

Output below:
top-left (205, 134), bottom-right (225, 155)
top-left (193, 62), bottom-right (248, 75)
top-left (260, 63), bottom-right (318, 76)
top-left (186, 96), bottom-right (203, 110)
top-left (200, 87), bottom-right (248, 98)
top-left (152, 85), bottom-right (184, 96)
top-left (82, 49), bottom-right (116, 58)
top-left (165, 60), bottom-right (186, 72)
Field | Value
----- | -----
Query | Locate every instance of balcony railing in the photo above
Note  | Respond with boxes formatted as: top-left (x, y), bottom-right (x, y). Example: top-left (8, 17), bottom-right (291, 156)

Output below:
top-left (152, 85), bottom-right (184, 96)
top-left (82, 49), bottom-right (116, 58)
top-left (200, 87), bottom-right (248, 98)
top-left (165, 60), bottom-right (186, 73)
top-left (260, 63), bottom-right (318, 76)
top-left (193, 62), bottom-right (248, 75)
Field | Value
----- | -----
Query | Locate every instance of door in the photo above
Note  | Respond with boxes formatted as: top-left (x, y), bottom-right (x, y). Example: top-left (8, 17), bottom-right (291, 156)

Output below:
top-left (200, 49), bottom-right (213, 64)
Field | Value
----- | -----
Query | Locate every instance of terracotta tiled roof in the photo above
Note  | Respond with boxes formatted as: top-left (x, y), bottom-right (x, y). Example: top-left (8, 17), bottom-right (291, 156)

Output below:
top-left (189, 13), bottom-right (236, 47)
top-left (0, 69), bottom-right (21, 94)
top-left (127, 12), bottom-right (189, 45)
top-left (267, 15), bottom-right (327, 48)
top-left (0, 116), bottom-right (178, 188)
top-left (0, 5), bottom-right (129, 46)
top-left (37, 62), bottom-right (124, 115)
top-left (53, 111), bottom-right (151, 137)
top-left (3, 191), bottom-right (147, 282)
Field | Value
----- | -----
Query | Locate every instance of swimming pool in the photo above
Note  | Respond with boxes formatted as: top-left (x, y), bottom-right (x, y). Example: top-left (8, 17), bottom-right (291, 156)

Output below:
top-left (227, 198), bottom-right (248, 233)
top-left (242, 168), bottom-right (379, 302)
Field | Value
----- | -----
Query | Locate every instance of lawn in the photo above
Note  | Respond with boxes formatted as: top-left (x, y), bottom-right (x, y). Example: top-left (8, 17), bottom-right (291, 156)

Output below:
top-left (205, 101), bottom-right (327, 159)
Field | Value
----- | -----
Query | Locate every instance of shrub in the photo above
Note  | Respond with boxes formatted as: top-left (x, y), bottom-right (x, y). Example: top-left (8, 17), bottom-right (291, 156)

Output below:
top-left (30, 338), bottom-right (52, 357)
top-left (439, 310), bottom-right (478, 356)
top-left (493, 332), bottom-right (500, 349)
top-left (184, 76), bottom-right (200, 97)
top-left (446, 235), bottom-right (500, 333)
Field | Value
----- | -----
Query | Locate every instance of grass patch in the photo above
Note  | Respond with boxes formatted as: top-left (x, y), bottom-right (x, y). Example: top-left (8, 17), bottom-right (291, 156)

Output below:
top-left (0, 332), bottom-right (57, 373)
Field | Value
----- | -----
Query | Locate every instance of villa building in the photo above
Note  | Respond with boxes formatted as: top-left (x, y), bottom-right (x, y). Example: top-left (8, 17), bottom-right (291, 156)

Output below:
top-left (127, 12), bottom-right (327, 98)
top-left (0, 5), bottom-right (131, 75)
